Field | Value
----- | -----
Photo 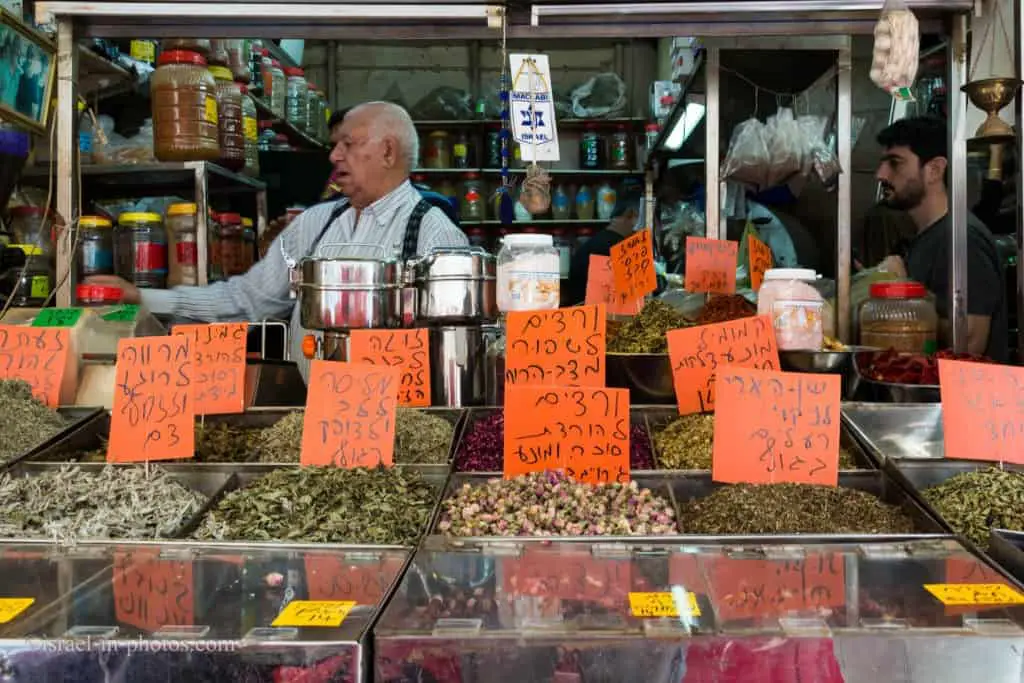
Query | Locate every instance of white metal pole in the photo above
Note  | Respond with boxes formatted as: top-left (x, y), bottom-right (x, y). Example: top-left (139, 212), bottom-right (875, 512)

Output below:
top-left (705, 46), bottom-right (721, 240)
top-left (55, 17), bottom-right (78, 308)
top-left (949, 14), bottom-right (969, 352)
top-left (836, 40), bottom-right (853, 344)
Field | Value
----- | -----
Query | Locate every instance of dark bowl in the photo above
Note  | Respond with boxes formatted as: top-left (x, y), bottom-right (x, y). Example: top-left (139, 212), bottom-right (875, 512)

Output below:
top-left (606, 353), bottom-right (675, 405)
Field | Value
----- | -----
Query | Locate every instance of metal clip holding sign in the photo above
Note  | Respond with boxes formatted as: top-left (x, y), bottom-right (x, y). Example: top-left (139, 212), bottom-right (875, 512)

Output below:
top-left (509, 54), bottom-right (560, 162)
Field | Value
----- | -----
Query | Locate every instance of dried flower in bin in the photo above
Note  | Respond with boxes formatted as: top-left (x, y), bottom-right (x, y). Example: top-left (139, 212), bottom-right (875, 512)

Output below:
top-left (438, 470), bottom-right (678, 537)
top-left (922, 468), bottom-right (1024, 549)
top-left (0, 379), bottom-right (67, 464)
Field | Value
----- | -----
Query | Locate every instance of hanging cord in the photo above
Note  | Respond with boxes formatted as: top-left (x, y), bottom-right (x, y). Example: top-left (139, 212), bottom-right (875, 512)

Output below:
top-left (519, 58), bottom-right (550, 214)
top-left (497, 7), bottom-right (515, 225)
top-left (968, 0), bottom-right (1014, 80)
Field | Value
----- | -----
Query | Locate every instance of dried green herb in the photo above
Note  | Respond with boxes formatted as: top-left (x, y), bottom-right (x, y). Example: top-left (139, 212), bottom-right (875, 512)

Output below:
top-left (922, 468), bottom-right (1024, 549)
top-left (607, 300), bottom-right (690, 354)
top-left (0, 465), bottom-right (206, 541)
top-left (652, 414), bottom-right (857, 470)
top-left (78, 420), bottom-right (263, 463)
top-left (395, 409), bottom-right (453, 464)
top-left (253, 412), bottom-right (304, 463)
top-left (193, 466), bottom-right (436, 545)
top-left (0, 380), bottom-right (67, 464)
top-left (680, 483), bottom-right (915, 534)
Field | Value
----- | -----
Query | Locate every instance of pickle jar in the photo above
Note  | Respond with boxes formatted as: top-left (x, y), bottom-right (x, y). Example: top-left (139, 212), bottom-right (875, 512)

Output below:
top-left (460, 172), bottom-right (485, 221)
top-left (116, 212), bottom-right (167, 289)
top-left (238, 80), bottom-right (260, 176)
top-left (219, 213), bottom-right (245, 277)
top-left (210, 65), bottom-right (246, 171)
top-left (151, 50), bottom-right (220, 162)
top-left (76, 215), bottom-right (114, 278)
top-left (425, 131), bottom-right (450, 169)
top-left (859, 281), bottom-right (938, 354)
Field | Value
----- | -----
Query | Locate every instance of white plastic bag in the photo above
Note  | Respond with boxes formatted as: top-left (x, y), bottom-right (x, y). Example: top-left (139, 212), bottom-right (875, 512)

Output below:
top-left (721, 117), bottom-right (769, 189)
top-left (870, 0), bottom-right (919, 99)
top-left (763, 107), bottom-right (803, 188)
top-left (570, 73), bottom-right (627, 119)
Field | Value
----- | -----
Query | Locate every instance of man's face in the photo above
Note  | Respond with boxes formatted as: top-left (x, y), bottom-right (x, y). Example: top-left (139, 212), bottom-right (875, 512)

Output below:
top-left (328, 111), bottom-right (387, 208)
top-left (876, 145), bottom-right (927, 211)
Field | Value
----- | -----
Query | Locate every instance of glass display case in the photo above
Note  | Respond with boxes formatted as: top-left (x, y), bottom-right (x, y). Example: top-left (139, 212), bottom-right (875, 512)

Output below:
top-left (0, 543), bottom-right (410, 683)
top-left (374, 538), bottom-right (1024, 683)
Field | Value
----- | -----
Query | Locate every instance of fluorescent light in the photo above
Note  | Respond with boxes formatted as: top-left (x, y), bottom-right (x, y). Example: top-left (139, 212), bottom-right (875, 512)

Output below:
top-left (664, 101), bottom-right (706, 151)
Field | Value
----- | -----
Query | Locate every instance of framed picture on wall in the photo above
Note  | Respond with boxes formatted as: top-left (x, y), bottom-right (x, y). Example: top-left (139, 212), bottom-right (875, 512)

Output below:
top-left (0, 8), bottom-right (56, 135)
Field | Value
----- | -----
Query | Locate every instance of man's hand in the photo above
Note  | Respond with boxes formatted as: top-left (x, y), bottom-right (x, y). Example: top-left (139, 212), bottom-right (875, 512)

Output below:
top-left (85, 275), bottom-right (141, 304)
top-left (879, 255), bottom-right (907, 278)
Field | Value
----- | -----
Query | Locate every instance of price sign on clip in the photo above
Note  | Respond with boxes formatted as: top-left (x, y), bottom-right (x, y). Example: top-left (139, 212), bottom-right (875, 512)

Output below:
top-left (301, 360), bottom-right (399, 468)
top-left (349, 329), bottom-right (431, 407)
top-left (505, 305), bottom-right (605, 389)
top-left (305, 553), bottom-right (407, 605)
top-left (503, 546), bottom-right (632, 602)
top-left (924, 583), bottom-right (1024, 606)
top-left (172, 323), bottom-right (247, 415)
top-left (272, 600), bottom-right (355, 628)
top-left (108, 336), bottom-right (195, 462)
top-left (586, 255), bottom-right (644, 315)
top-left (609, 229), bottom-right (657, 300)
top-left (748, 235), bottom-right (773, 292)
top-left (0, 325), bottom-right (72, 408)
top-left (685, 237), bottom-right (738, 294)
top-left (939, 359), bottom-right (1024, 465)
top-left (712, 367), bottom-right (841, 486)
top-left (628, 592), bottom-right (701, 618)
top-left (0, 598), bottom-right (34, 624)
top-left (707, 551), bottom-right (844, 620)
top-left (113, 550), bottom-right (194, 632)
top-left (666, 316), bottom-right (780, 415)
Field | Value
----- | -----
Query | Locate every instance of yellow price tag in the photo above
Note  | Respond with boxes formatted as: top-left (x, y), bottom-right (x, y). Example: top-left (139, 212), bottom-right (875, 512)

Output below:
top-left (30, 276), bottom-right (50, 300)
top-left (628, 591), bottom-right (701, 618)
top-left (924, 583), bottom-right (1024, 606)
top-left (129, 40), bottom-right (155, 63)
top-left (205, 96), bottom-right (219, 125)
top-left (272, 600), bottom-right (355, 628)
top-left (0, 598), bottom-right (35, 624)
top-left (244, 116), bottom-right (258, 142)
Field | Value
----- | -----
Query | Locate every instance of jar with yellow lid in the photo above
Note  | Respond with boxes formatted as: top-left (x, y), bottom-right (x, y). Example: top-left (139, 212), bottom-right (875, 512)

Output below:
top-left (77, 215), bottom-right (114, 278)
top-left (859, 281), bottom-right (938, 353)
top-left (152, 50), bottom-right (220, 162)
top-left (241, 217), bottom-right (256, 272)
top-left (0, 244), bottom-right (52, 307)
top-left (116, 212), bottom-right (167, 289)
top-left (166, 203), bottom-right (198, 287)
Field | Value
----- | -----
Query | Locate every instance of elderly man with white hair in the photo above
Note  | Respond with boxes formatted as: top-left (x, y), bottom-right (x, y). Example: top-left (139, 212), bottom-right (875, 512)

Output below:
top-left (89, 101), bottom-right (468, 380)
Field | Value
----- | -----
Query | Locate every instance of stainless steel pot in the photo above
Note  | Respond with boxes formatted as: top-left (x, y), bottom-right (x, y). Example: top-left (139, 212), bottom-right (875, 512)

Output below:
top-left (298, 243), bottom-right (403, 331)
top-left (409, 247), bottom-right (497, 325)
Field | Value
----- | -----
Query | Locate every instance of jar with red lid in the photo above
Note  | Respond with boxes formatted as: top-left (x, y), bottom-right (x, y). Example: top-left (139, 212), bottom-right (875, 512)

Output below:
top-left (261, 52), bottom-right (286, 115)
top-left (209, 65), bottom-right (245, 171)
top-left (460, 172), bottom-right (485, 221)
top-left (285, 67), bottom-right (308, 132)
top-left (219, 213), bottom-right (246, 277)
top-left (76, 283), bottom-right (122, 306)
top-left (151, 50), bottom-right (220, 162)
top-left (161, 38), bottom-right (211, 56)
top-left (859, 281), bottom-right (938, 354)
top-left (238, 80), bottom-right (260, 176)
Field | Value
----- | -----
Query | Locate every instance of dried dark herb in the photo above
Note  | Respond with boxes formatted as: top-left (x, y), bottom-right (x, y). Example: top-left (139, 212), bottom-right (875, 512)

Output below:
top-left (922, 468), bottom-right (1024, 549)
top-left (607, 300), bottom-right (690, 354)
top-left (395, 409), bottom-right (453, 464)
top-left (0, 379), bottom-right (67, 464)
top-left (193, 466), bottom-right (436, 545)
top-left (680, 483), bottom-right (915, 534)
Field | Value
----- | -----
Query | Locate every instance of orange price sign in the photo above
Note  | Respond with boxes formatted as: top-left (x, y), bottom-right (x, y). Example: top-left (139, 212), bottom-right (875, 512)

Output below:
top-left (503, 385), bottom-right (629, 484)
top-left (301, 360), bottom-right (400, 468)
top-left (748, 234), bottom-right (773, 292)
top-left (609, 229), bottom-right (657, 300)
top-left (666, 316), bottom-right (780, 415)
top-left (501, 545), bottom-right (632, 604)
top-left (0, 325), bottom-right (71, 408)
top-left (113, 550), bottom-right (194, 632)
top-left (938, 359), bottom-right (1024, 464)
top-left (108, 336), bottom-right (195, 462)
top-left (585, 255), bottom-right (644, 316)
top-left (712, 367), bottom-right (841, 486)
top-left (305, 552), bottom-right (408, 605)
top-left (685, 237), bottom-right (738, 294)
top-left (172, 323), bottom-right (247, 415)
top-left (505, 305), bottom-right (605, 389)
top-left (348, 329), bottom-right (431, 407)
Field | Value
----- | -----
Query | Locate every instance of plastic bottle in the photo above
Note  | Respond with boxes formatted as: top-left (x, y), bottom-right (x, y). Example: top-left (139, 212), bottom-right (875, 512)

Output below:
top-left (596, 182), bottom-right (617, 221)
top-left (551, 185), bottom-right (571, 220)
top-left (496, 233), bottom-right (561, 312)
top-left (575, 185), bottom-right (595, 220)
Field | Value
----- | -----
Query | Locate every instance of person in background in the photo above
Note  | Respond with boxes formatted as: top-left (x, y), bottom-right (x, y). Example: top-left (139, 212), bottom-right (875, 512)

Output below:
top-left (874, 116), bottom-right (1008, 362)
top-left (321, 107), bottom-right (351, 200)
top-left (88, 101), bottom-right (468, 380)
top-left (565, 191), bottom-right (642, 305)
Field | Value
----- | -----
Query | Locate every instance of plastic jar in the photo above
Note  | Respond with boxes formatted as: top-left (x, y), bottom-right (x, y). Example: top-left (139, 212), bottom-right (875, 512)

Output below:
top-left (210, 65), bottom-right (245, 171)
top-left (7, 206), bottom-right (52, 256)
top-left (285, 67), bottom-right (308, 132)
top-left (575, 185), bottom-right (595, 220)
top-left (0, 245), bottom-right (52, 306)
top-left (219, 212), bottom-right (245, 277)
top-left (258, 121), bottom-right (275, 151)
top-left (238, 81), bottom-right (260, 176)
top-left (208, 212), bottom-right (223, 282)
top-left (552, 228), bottom-right (572, 279)
top-left (497, 233), bottom-right (561, 312)
top-left (485, 125), bottom-right (502, 168)
top-left (757, 268), bottom-right (827, 351)
top-left (306, 83), bottom-right (321, 138)
top-left (262, 53), bottom-right (286, 115)
top-left (241, 217), bottom-right (256, 272)
top-left (221, 39), bottom-right (249, 82)
top-left (551, 184), bottom-right (571, 220)
top-left (76, 215), bottom-right (114, 278)
top-left (151, 50), bottom-right (220, 162)
top-left (580, 125), bottom-right (604, 170)
top-left (461, 172), bottom-right (485, 221)
top-left (644, 123), bottom-right (660, 156)
top-left (116, 212), bottom-right (167, 289)
top-left (76, 284), bottom-right (122, 306)
top-left (161, 39), bottom-right (210, 56)
top-left (453, 130), bottom-right (471, 169)
top-left (859, 281), bottom-right (938, 354)
top-left (207, 39), bottom-right (230, 67)
top-left (166, 203), bottom-right (199, 287)
top-left (425, 131), bottom-right (451, 169)
top-left (610, 125), bottom-right (632, 169)
top-left (596, 182), bottom-right (617, 221)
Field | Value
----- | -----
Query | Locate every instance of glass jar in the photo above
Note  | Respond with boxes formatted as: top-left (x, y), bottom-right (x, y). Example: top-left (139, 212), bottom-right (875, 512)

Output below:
top-left (76, 283), bottom-right (122, 307)
top-left (238, 81), bottom-right (260, 176)
top-left (461, 172), bottom-right (485, 222)
top-left (222, 39), bottom-right (249, 82)
top-left (551, 184), bottom-right (571, 220)
top-left (242, 217), bottom-right (256, 272)
top-left (76, 215), bottom-right (114, 278)
top-left (497, 233), bottom-right (561, 312)
top-left (552, 228), bottom-right (572, 279)
top-left (0, 244), bottom-right (52, 306)
top-left (596, 182), bottom-right (617, 221)
top-left (207, 39), bottom-right (230, 67)
top-left (151, 50), bottom-right (220, 162)
top-left (208, 212), bottom-right (223, 282)
top-left (306, 83), bottom-right (320, 138)
top-left (7, 206), bottom-right (52, 256)
top-left (575, 185), bottom-right (595, 220)
top-left (161, 39), bottom-right (210, 56)
top-left (219, 212), bottom-right (245, 277)
top-left (425, 131), bottom-right (450, 169)
top-left (258, 121), bottom-right (275, 151)
top-left (453, 130), bottom-right (471, 169)
top-left (209, 65), bottom-right (245, 171)
top-left (757, 268), bottom-right (827, 351)
top-left (262, 53), bottom-right (286, 115)
top-left (116, 212), bottom-right (167, 289)
top-left (485, 125), bottom-right (502, 168)
top-left (284, 67), bottom-right (308, 132)
top-left (579, 125), bottom-right (604, 170)
top-left (166, 202), bottom-right (199, 287)
top-left (644, 123), bottom-right (660, 156)
top-left (610, 125), bottom-right (632, 169)
top-left (859, 281), bottom-right (938, 354)
top-left (248, 40), bottom-right (264, 91)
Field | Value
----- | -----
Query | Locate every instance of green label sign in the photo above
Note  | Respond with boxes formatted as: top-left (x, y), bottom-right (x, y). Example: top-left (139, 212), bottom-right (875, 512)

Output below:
top-left (101, 305), bottom-right (140, 323)
top-left (31, 308), bottom-right (84, 328)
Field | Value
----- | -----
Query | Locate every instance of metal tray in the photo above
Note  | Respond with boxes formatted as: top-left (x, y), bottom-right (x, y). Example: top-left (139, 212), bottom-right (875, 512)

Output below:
top-left (638, 406), bottom-right (880, 472)
top-left (842, 402), bottom-right (944, 461)
top-left (179, 463), bottom-right (451, 549)
top-left (2, 406), bottom-right (105, 470)
top-left (431, 470), bottom-right (948, 543)
top-left (989, 529), bottom-right (1024, 585)
top-left (0, 462), bottom-right (237, 543)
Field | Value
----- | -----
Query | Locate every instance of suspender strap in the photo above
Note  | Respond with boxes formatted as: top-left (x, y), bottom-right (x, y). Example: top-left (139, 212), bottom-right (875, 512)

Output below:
top-left (307, 199), bottom-right (351, 258)
top-left (401, 199), bottom-right (432, 261)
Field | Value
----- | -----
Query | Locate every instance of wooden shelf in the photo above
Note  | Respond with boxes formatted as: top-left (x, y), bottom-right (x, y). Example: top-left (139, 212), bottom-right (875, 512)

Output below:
top-left (252, 97), bottom-right (327, 151)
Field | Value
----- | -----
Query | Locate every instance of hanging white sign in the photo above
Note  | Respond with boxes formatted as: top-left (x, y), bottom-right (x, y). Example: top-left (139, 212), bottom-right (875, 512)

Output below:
top-left (509, 53), bottom-right (560, 162)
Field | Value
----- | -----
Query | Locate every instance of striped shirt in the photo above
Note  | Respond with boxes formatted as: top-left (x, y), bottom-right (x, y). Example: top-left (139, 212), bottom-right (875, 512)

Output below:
top-left (141, 180), bottom-right (468, 381)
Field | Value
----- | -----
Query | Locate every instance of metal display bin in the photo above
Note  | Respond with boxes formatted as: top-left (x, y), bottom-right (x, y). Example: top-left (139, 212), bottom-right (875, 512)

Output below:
top-left (842, 402), bottom-right (945, 461)
top-left (1, 406), bottom-right (104, 470)
top-left (375, 537), bottom-right (1024, 683)
top-left (990, 530), bottom-right (1024, 586)
top-left (0, 542), bottom-right (410, 683)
